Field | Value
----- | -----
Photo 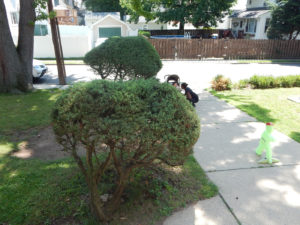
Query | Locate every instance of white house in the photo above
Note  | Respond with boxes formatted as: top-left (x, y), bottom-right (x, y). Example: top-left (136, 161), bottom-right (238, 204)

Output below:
top-left (90, 14), bottom-right (138, 47)
top-left (4, 0), bottom-right (19, 37)
top-left (229, 0), bottom-right (276, 39)
top-left (4, 1), bottom-right (138, 58)
top-left (125, 16), bottom-right (168, 31)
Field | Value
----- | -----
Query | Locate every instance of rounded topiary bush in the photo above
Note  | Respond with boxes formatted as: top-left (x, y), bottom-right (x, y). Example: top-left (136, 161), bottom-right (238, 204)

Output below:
top-left (84, 36), bottom-right (162, 80)
top-left (52, 79), bottom-right (200, 221)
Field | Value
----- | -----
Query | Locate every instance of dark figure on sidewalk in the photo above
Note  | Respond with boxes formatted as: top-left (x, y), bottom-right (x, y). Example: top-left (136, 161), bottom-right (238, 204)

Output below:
top-left (181, 82), bottom-right (199, 107)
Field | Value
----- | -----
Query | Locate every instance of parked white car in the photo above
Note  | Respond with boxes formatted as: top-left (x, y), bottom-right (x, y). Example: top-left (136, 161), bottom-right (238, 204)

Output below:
top-left (33, 59), bottom-right (48, 80)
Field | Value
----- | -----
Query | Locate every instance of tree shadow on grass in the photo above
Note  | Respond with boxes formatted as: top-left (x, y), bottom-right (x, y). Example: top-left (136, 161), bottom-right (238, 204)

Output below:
top-left (237, 103), bottom-right (277, 123)
top-left (210, 92), bottom-right (277, 123)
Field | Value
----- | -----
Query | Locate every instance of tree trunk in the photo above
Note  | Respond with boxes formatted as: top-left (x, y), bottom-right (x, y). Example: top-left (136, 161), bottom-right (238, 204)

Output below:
top-left (289, 32), bottom-right (293, 40)
top-left (89, 178), bottom-right (107, 221)
top-left (120, 10), bottom-right (125, 21)
top-left (179, 21), bottom-right (185, 32)
top-left (106, 168), bottom-right (131, 213)
top-left (48, 0), bottom-right (66, 85)
top-left (0, 0), bottom-right (29, 93)
top-left (17, 0), bottom-right (35, 91)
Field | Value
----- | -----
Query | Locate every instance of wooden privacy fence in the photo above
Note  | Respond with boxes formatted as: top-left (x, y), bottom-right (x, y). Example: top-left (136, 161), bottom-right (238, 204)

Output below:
top-left (149, 39), bottom-right (300, 60)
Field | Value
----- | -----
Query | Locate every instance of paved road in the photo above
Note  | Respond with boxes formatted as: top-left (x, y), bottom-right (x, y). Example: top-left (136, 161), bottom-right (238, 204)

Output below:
top-left (35, 61), bottom-right (300, 92)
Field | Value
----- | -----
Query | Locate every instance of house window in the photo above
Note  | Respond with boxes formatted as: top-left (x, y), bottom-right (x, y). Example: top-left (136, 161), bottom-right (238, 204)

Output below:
top-left (240, 21), bottom-right (243, 28)
top-left (246, 19), bottom-right (257, 33)
top-left (54, 0), bottom-right (59, 6)
top-left (65, 10), bottom-right (70, 16)
top-left (10, 12), bottom-right (19, 24)
top-left (99, 27), bottom-right (121, 38)
top-left (34, 24), bottom-right (48, 36)
top-left (265, 18), bottom-right (270, 33)
top-left (249, 0), bottom-right (252, 4)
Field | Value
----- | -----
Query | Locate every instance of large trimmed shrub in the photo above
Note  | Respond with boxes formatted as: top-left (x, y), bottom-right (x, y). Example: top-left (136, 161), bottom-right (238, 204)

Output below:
top-left (52, 79), bottom-right (200, 221)
top-left (84, 36), bottom-right (162, 80)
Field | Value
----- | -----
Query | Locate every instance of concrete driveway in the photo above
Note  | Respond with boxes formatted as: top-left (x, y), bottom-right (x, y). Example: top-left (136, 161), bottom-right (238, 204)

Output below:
top-left (34, 61), bottom-right (300, 92)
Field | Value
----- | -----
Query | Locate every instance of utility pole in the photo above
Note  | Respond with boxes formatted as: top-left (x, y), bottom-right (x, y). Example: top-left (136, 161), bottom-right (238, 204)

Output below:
top-left (48, 0), bottom-right (66, 85)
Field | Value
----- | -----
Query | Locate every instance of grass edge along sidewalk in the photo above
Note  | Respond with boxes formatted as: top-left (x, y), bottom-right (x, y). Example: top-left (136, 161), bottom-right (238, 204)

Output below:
top-left (0, 89), bottom-right (217, 225)
top-left (210, 87), bottom-right (300, 143)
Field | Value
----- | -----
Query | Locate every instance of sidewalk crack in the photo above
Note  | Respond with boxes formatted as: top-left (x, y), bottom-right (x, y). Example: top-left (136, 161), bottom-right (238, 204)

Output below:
top-left (218, 193), bottom-right (242, 225)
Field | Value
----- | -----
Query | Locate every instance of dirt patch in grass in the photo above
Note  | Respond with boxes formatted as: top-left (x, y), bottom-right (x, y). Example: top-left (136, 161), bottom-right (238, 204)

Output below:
top-left (9, 126), bottom-right (73, 160)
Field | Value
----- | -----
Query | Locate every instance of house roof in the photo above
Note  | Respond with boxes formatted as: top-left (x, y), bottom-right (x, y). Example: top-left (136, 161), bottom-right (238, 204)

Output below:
top-left (91, 14), bottom-right (133, 31)
top-left (85, 12), bottom-right (120, 20)
top-left (230, 9), bottom-right (270, 19)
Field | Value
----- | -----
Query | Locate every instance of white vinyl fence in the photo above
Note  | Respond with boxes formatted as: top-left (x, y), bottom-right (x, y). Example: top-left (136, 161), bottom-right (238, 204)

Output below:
top-left (33, 35), bottom-right (91, 58)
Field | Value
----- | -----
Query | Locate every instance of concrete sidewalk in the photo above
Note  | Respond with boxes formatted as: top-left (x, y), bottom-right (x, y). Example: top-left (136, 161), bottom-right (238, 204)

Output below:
top-left (164, 91), bottom-right (300, 225)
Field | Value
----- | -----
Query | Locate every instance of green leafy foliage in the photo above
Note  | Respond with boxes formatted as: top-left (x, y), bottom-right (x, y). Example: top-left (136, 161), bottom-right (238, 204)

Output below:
top-left (84, 0), bottom-right (125, 19)
top-left (249, 75), bottom-right (300, 89)
top-left (84, 36), bottom-right (162, 80)
top-left (249, 76), bottom-right (277, 89)
top-left (52, 79), bottom-right (200, 220)
top-left (138, 30), bottom-right (151, 38)
top-left (121, 0), bottom-right (236, 30)
top-left (233, 79), bottom-right (250, 89)
top-left (120, 0), bottom-right (156, 22)
top-left (33, 0), bottom-right (50, 21)
top-left (211, 75), bottom-right (232, 91)
top-left (267, 0), bottom-right (300, 40)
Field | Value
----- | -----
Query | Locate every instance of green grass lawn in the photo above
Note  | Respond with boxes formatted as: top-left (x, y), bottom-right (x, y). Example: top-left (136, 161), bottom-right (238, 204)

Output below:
top-left (0, 90), bottom-right (217, 225)
top-left (0, 89), bottom-right (62, 133)
top-left (211, 88), bottom-right (300, 143)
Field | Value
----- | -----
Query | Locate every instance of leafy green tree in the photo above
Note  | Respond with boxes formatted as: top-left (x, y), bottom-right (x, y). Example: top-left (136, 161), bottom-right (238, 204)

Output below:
top-left (52, 79), bottom-right (200, 221)
top-left (120, 0), bottom-right (236, 31)
top-left (267, 0), bottom-right (300, 40)
top-left (83, 0), bottom-right (126, 19)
